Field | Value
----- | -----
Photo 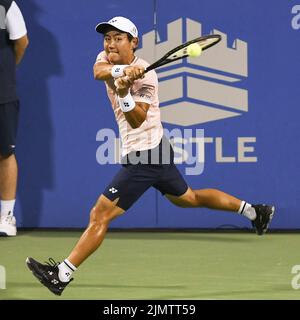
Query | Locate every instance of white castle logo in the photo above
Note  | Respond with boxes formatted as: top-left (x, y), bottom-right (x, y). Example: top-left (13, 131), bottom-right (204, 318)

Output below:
top-left (136, 18), bottom-right (248, 126)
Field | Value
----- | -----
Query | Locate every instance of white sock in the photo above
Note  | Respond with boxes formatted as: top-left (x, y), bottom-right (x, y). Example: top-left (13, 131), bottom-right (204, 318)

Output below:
top-left (238, 201), bottom-right (256, 221)
top-left (58, 259), bottom-right (77, 282)
top-left (0, 200), bottom-right (16, 216)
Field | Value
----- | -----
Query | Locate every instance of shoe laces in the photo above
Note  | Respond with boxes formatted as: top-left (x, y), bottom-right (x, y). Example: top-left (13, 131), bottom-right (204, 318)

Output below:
top-left (45, 258), bottom-right (60, 268)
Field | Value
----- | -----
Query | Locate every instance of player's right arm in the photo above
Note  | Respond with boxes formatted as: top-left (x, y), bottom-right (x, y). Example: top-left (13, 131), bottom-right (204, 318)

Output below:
top-left (93, 62), bottom-right (114, 80)
top-left (93, 51), bottom-right (144, 81)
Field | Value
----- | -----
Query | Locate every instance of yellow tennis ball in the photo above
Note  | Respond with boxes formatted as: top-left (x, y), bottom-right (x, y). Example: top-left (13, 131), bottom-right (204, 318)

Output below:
top-left (187, 43), bottom-right (202, 57)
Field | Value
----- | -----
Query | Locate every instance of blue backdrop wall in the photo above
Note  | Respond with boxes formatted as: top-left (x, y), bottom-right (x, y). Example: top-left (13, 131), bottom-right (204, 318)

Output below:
top-left (15, 0), bottom-right (300, 229)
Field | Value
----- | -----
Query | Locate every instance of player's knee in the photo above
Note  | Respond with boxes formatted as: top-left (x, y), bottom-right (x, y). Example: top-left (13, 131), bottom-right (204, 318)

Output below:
top-left (178, 190), bottom-right (200, 208)
top-left (169, 190), bottom-right (198, 208)
top-left (89, 207), bottom-right (108, 226)
top-left (89, 203), bottom-right (117, 226)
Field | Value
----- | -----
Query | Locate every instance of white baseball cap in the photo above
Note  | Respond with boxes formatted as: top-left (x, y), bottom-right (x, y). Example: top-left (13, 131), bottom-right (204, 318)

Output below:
top-left (95, 16), bottom-right (138, 38)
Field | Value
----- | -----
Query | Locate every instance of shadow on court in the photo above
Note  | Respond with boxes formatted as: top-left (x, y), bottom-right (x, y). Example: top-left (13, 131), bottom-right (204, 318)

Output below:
top-left (16, 0), bottom-right (63, 227)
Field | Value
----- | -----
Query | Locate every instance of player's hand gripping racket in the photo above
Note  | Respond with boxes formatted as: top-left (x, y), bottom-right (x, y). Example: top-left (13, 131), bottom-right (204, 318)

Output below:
top-left (145, 34), bottom-right (221, 73)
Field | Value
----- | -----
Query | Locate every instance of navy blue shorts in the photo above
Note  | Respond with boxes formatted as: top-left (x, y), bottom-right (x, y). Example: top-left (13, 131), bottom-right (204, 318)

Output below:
top-left (103, 137), bottom-right (188, 210)
top-left (0, 100), bottom-right (19, 157)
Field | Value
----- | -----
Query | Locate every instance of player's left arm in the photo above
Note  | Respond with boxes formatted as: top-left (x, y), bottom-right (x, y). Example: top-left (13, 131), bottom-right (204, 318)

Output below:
top-left (115, 76), bottom-right (150, 129)
top-left (13, 35), bottom-right (29, 65)
top-left (124, 101), bottom-right (150, 129)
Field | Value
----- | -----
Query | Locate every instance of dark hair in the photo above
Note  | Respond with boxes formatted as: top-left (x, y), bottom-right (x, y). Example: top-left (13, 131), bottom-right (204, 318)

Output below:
top-left (126, 34), bottom-right (137, 52)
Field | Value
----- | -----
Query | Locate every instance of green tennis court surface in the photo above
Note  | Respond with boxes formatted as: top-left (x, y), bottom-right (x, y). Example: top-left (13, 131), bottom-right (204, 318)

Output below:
top-left (0, 231), bottom-right (300, 300)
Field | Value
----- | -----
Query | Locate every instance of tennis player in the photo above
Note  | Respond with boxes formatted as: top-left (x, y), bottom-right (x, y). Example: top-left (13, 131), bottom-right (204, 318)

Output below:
top-left (26, 17), bottom-right (275, 296)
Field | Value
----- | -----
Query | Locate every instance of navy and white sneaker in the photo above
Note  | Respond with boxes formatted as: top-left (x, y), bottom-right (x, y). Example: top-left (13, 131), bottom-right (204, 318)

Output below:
top-left (26, 257), bottom-right (73, 296)
top-left (251, 205), bottom-right (275, 235)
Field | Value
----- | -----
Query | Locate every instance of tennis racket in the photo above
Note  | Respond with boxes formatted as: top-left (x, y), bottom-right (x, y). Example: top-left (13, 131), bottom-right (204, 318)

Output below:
top-left (145, 34), bottom-right (221, 73)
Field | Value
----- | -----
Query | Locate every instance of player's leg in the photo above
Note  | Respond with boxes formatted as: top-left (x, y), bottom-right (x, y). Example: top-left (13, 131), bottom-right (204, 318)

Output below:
top-left (0, 101), bottom-right (19, 236)
top-left (67, 194), bottom-right (124, 267)
top-left (26, 194), bottom-right (124, 295)
top-left (0, 154), bottom-right (18, 201)
top-left (65, 163), bottom-right (159, 268)
top-left (26, 162), bottom-right (157, 295)
top-left (166, 187), bottom-right (274, 235)
top-left (166, 187), bottom-right (241, 211)
top-left (155, 163), bottom-right (274, 235)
